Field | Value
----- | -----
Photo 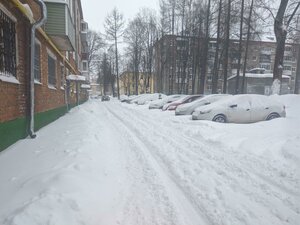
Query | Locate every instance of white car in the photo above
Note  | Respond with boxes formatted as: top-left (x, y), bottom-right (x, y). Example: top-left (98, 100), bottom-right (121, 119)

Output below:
top-left (192, 94), bottom-right (286, 123)
top-left (175, 94), bottom-right (229, 115)
top-left (136, 93), bottom-right (167, 105)
top-left (149, 95), bottom-right (184, 109)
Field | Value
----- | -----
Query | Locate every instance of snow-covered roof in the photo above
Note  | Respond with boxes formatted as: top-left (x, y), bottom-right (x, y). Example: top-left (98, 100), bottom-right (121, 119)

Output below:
top-left (228, 73), bottom-right (291, 80)
top-left (81, 84), bottom-right (91, 89)
top-left (66, 75), bottom-right (86, 81)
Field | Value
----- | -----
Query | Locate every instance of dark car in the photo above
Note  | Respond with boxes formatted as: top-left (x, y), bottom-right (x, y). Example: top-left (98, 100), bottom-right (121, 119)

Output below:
top-left (101, 95), bottom-right (110, 101)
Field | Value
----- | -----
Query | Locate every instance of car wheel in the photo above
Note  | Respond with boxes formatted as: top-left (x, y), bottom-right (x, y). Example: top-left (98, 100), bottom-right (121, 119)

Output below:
top-left (266, 113), bottom-right (280, 120)
top-left (212, 114), bottom-right (227, 123)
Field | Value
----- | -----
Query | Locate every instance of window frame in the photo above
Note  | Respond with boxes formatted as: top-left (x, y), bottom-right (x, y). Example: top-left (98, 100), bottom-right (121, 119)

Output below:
top-left (47, 49), bottom-right (57, 88)
top-left (60, 63), bottom-right (65, 89)
top-left (0, 4), bottom-right (17, 78)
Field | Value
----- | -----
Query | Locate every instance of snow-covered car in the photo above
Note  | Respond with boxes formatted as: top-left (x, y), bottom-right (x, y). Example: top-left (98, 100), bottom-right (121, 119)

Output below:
top-left (149, 95), bottom-right (184, 109)
top-left (136, 93), bottom-right (167, 105)
top-left (120, 95), bottom-right (129, 102)
top-left (162, 95), bottom-right (202, 111)
top-left (175, 94), bottom-right (230, 115)
top-left (131, 94), bottom-right (150, 104)
top-left (101, 95), bottom-right (110, 101)
top-left (192, 94), bottom-right (286, 123)
top-left (123, 94), bottom-right (144, 104)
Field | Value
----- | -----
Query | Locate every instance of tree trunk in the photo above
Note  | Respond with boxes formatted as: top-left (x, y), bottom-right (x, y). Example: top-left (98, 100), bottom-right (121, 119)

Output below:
top-left (199, 0), bottom-right (211, 94)
top-left (235, 0), bottom-right (245, 94)
top-left (294, 44), bottom-right (300, 94)
top-left (241, 0), bottom-right (254, 94)
top-left (115, 37), bottom-right (120, 99)
top-left (222, 0), bottom-right (231, 94)
top-left (212, 0), bottom-right (222, 94)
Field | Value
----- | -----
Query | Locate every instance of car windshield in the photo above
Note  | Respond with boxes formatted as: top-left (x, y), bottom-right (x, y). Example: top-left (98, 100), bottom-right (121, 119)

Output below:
top-left (1, 1), bottom-right (299, 225)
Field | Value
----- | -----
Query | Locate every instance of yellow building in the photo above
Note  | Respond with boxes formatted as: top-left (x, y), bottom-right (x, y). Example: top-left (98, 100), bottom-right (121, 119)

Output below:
top-left (119, 72), bottom-right (154, 95)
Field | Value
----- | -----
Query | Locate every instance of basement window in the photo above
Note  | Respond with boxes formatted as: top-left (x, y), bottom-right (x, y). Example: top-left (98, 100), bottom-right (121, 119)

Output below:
top-left (0, 8), bottom-right (17, 78)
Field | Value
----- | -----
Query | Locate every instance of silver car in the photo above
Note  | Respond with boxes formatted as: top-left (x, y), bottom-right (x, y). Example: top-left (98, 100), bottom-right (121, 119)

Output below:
top-left (192, 94), bottom-right (286, 123)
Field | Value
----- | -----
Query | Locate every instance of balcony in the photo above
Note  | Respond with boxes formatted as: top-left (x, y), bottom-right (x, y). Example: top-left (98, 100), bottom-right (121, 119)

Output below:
top-left (44, 1), bottom-right (75, 51)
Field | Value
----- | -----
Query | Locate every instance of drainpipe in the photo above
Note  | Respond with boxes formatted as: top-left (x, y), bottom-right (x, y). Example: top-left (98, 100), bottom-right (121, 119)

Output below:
top-left (29, 0), bottom-right (47, 138)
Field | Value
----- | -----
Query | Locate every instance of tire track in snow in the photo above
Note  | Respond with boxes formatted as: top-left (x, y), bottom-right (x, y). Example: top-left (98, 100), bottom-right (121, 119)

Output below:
top-left (104, 102), bottom-right (300, 225)
top-left (103, 104), bottom-right (213, 225)
top-left (101, 103), bottom-right (209, 225)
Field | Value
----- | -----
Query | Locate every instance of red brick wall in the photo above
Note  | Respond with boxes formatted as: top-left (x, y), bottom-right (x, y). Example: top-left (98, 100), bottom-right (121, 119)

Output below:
top-left (0, 0), bottom-right (29, 123)
top-left (0, 0), bottom-right (87, 124)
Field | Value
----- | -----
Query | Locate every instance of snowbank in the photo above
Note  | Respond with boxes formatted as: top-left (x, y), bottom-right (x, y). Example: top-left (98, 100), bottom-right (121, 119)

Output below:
top-left (0, 95), bottom-right (299, 225)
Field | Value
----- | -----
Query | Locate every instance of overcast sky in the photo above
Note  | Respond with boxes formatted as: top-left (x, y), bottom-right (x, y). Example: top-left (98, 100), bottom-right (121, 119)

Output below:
top-left (81, 0), bottom-right (159, 33)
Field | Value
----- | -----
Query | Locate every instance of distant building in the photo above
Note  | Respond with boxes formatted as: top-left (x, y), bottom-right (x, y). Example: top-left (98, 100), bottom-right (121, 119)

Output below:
top-left (0, 0), bottom-right (89, 151)
top-left (228, 72), bottom-right (291, 95)
top-left (119, 71), bottom-right (154, 95)
top-left (153, 35), bottom-right (299, 94)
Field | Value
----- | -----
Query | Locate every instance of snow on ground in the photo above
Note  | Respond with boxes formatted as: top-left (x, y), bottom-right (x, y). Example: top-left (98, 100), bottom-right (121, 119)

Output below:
top-left (0, 95), bottom-right (299, 225)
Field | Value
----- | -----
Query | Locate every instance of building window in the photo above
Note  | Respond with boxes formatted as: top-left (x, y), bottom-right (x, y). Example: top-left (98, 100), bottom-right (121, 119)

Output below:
top-left (292, 67), bottom-right (296, 72)
top-left (285, 46), bottom-right (292, 52)
top-left (284, 56), bottom-right (293, 62)
top-left (34, 41), bottom-right (41, 81)
top-left (260, 64), bottom-right (271, 70)
top-left (0, 8), bottom-right (16, 77)
top-left (60, 64), bottom-right (65, 88)
top-left (252, 56), bottom-right (257, 61)
top-left (259, 54), bottom-right (271, 63)
top-left (81, 21), bottom-right (88, 33)
top-left (48, 55), bottom-right (56, 86)
top-left (82, 60), bottom-right (88, 72)
top-left (283, 65), bottom-right (291, 71)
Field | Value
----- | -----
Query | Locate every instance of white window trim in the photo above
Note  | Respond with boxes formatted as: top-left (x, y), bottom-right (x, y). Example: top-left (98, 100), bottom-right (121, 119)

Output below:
top-left (0, 73), bottom-right (20, 84)
top-left (48, 85), bottom-right (57, 90)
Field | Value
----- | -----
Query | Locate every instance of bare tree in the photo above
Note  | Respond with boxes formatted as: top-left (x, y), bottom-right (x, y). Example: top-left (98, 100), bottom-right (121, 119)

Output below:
top-left (241, 0), bottom-right (254, 94)
top-left (211, 0), bottom-right (223, 94)
top-left (234, 0), bottom-right (245, 94)
top-left (139, 9), bottom-right (159, 93)
top-left (124, 16), bottom-right (147, 95)
top-left (222, 0), bottom-right (231, 93)
top-left (104, 7), bottom-right (125, 99)
top-left (273, 0), bottom-right (300, 94)
top-left (87, 30), bottom-right (105, 74)
top-left (199, 0), bottom-right (211, 94)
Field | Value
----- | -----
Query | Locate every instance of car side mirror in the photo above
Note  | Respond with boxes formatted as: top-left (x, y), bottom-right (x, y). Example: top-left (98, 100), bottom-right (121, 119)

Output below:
top-left (230, 104), bottom-right (238, 108)
top-left (204, 102), bottom-right (210, 105)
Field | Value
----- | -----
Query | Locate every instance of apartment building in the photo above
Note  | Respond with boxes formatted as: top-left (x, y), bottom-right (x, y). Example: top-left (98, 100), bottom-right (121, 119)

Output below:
top-left (153, 35), bottom-right (299, 95)
top-left (0, 0), bottom-right (89, 151)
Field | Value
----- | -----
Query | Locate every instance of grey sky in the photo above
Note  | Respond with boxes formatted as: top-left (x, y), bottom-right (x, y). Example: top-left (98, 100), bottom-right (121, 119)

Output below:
top-left (81, 0), bottom-right (159, 33)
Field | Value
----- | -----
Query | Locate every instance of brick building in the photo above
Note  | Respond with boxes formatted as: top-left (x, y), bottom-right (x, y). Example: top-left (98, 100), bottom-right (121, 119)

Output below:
top-left (153, 35), bottom-right (299, 95)
top-left (0, 0), bottom-right (89, 151)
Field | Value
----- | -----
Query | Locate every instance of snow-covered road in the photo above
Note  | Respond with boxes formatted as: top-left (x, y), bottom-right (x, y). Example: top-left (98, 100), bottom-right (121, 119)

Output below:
top-left (0, 95), bottom-right (299, 225)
